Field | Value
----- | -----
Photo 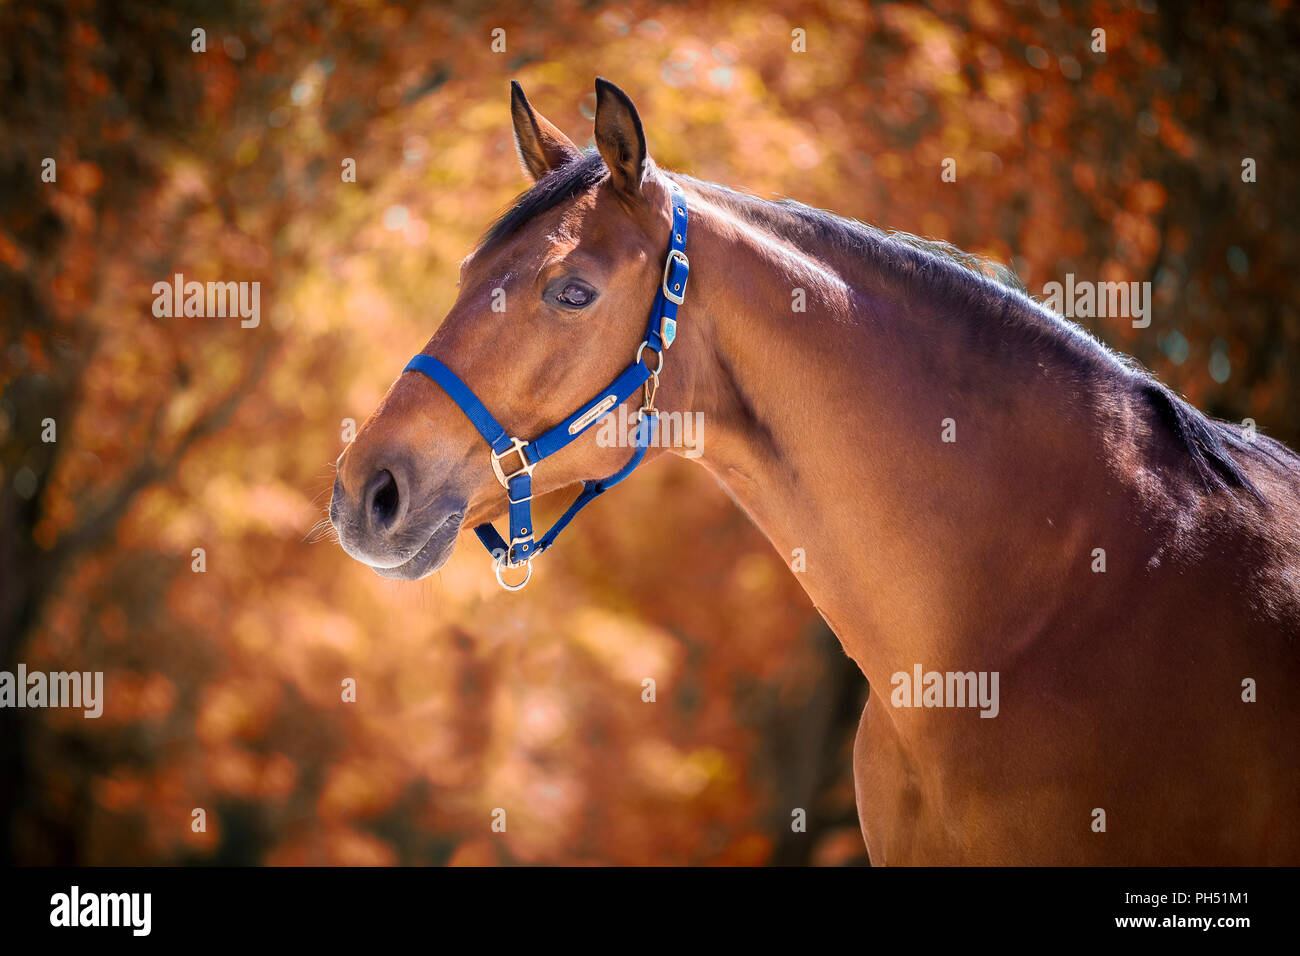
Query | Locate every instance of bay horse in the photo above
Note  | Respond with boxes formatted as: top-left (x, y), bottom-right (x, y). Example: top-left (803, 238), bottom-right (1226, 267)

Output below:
top-left (330, 79), bottom-right (1300, 864)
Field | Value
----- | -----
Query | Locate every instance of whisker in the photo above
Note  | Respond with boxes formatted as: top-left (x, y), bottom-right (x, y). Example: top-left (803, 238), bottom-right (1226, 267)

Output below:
top-left (304, 514), bottom-right (338, 544)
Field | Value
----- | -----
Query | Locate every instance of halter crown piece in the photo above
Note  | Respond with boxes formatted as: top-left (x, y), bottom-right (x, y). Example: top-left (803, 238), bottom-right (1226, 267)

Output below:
top-left (403, 183), bottom-right (690, 590)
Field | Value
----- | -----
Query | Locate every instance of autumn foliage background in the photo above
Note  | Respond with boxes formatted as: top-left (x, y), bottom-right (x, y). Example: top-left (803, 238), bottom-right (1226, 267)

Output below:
top-left (2, 0), bottom-right (1297, 865)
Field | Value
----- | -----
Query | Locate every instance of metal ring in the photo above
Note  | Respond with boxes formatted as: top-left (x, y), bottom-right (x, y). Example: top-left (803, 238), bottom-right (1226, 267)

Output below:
top-left (492, 553), bottom-right (533, 591)
top-left (635, 341), bottom-right (664, 376)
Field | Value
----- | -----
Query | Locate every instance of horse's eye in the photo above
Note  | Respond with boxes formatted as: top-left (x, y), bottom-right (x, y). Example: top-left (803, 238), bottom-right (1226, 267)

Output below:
top-left (553, 280), bottom-right (596, 308)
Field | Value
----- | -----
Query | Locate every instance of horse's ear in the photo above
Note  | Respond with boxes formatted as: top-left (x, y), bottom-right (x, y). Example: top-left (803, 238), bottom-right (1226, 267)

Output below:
top-left (510, 80), bottom-right (580, 182)
top-left (593, 78), bottom-right (648, 199)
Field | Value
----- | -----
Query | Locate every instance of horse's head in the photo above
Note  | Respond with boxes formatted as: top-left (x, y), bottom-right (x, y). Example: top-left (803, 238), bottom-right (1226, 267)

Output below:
top-left (331, 79), bottom-right (686, 580)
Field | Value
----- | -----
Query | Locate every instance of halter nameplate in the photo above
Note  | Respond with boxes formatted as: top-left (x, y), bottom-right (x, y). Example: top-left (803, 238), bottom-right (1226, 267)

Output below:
top-left (403, 182), bottom-right (690, 590)
top-left (569, 395), bottom-right (618, 434)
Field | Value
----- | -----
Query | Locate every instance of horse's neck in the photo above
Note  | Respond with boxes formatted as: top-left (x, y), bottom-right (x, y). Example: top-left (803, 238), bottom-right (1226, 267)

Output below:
top-left (670, 186), bottom-right (1130, 687)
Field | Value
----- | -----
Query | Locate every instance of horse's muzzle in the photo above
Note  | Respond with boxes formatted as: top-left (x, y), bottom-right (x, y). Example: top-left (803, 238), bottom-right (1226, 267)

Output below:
top-left (329, 467), bottom-right (466, 579)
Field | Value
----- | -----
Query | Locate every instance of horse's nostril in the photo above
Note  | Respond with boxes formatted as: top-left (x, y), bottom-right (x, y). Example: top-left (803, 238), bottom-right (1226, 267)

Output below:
top-left (367, 469), bottom-right (401, 531)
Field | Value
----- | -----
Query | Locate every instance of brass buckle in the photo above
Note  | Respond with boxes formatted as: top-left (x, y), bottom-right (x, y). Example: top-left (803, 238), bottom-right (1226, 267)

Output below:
top-left (490, 437), bottom-right (534, 490)
top-left (662, 248), bottom-right (689, 305)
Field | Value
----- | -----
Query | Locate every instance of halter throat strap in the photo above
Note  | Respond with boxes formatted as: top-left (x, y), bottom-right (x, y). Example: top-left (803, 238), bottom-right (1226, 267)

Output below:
top-left (403, 182), bottom-right (690, 590)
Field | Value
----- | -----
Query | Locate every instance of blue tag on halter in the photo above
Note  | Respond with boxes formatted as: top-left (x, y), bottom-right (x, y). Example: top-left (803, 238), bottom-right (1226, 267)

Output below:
top-left (661, 316), bottom-right (676, 347)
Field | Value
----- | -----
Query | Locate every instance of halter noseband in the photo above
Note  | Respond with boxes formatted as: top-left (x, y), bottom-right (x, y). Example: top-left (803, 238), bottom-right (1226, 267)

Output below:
top-left (403, 183), bottom-right (690, 591)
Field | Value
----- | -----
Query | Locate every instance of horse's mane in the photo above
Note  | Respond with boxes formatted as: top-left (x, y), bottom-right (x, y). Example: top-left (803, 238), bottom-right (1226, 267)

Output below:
top-left (672, 174), bottom-right (1296, 502)
top-left (480, 150), bottom-right (607, 250)
top-left (477, 152), bottom-right (1296, 500)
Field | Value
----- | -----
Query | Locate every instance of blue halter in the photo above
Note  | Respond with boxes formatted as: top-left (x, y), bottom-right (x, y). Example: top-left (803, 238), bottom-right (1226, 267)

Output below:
top-left (403, 184), bottom-right (690, 590)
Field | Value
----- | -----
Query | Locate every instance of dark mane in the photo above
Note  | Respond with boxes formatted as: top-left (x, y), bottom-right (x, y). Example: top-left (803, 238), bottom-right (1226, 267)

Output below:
top-left (479, 150), bottom-right (606, 250)
top-left (1133, 374), bottom-right (1296, 500)
top-left (671, 173), bottom-right (1288, 502)
top-left (473, 156), bottom-right (1290, 501)
top-left (670, 172), bottom-right (1031, 295)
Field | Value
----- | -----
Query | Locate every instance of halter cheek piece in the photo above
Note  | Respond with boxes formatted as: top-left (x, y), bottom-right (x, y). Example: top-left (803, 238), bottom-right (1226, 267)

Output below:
top-left (403, 184), bottom-right (689, 591)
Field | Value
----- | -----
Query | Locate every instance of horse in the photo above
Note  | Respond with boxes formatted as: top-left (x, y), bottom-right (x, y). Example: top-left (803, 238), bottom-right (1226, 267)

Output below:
top-left (330, 78), bottom-right (1300, 864)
